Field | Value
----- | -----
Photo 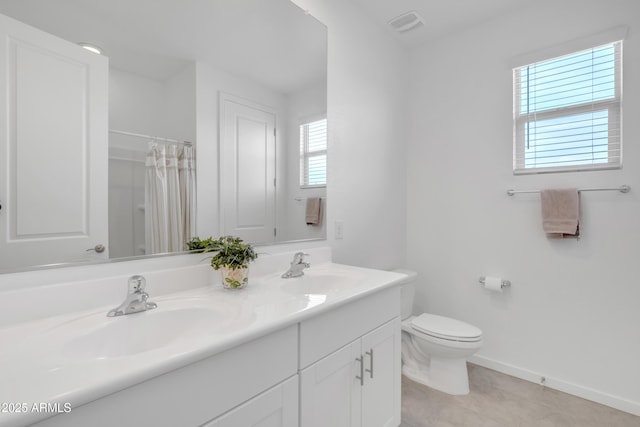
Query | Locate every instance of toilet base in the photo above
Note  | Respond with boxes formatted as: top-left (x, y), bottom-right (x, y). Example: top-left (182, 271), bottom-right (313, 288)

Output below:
top-left (402, 357), bottom-right (470, 395)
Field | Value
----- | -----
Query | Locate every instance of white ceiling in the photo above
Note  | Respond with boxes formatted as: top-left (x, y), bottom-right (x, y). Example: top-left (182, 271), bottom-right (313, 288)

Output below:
top-left (349, 0), bottom-right (530, 48)
top-left (0, 0), bottom-right (327, 93)
top-left (0, 0), bottom-right (534, 89)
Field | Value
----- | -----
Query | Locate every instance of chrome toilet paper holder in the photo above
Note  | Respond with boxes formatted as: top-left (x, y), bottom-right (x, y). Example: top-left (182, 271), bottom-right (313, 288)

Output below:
top-left (478, 276), bottom-right (511, 288)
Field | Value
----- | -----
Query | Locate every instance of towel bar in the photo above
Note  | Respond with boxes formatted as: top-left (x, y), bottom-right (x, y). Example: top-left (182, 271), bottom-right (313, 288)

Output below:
top-left (507, 185), bottom-right (630, 196)
top-left (294, 197), bottom-right (326, 201)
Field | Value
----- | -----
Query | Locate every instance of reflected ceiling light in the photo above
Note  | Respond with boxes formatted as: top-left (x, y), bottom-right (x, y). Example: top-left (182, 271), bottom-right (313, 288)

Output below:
top-left (388, 11), bottom-right (424, 33)
top-left (77, 42), bottom-right (103, 55)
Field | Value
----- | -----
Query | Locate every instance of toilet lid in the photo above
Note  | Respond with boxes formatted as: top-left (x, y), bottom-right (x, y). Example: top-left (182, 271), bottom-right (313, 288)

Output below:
top-left (411, 313), bottom-right (482, 342)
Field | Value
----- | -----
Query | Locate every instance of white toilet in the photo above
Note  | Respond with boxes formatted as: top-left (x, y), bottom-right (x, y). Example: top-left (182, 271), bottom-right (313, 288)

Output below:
top-left (397, 270), bottom-right (483, 395)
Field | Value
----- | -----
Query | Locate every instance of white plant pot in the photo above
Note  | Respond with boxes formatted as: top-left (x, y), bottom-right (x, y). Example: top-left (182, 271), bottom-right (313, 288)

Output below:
top-left (220, 266), bottom-right (249, 289)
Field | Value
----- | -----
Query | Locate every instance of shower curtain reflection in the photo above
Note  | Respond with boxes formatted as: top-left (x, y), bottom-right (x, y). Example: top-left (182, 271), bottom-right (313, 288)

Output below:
top-left (145, 142), bottom-right (195, 255)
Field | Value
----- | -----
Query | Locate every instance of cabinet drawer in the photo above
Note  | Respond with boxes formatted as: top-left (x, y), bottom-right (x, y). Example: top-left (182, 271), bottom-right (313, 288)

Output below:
top-left (34, 325), bottom-right (298, 427)
top-left (299, 286), bottom-right (400, 368)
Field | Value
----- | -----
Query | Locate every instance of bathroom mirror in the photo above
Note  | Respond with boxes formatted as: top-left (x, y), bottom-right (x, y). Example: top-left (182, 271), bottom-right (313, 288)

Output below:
top-left (0, 0), bottom-right (327, 273)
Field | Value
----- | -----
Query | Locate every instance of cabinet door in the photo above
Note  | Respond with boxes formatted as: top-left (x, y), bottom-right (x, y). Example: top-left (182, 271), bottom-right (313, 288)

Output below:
top-left (300, 340), bottom-right (362, 427)
top-left (204, 376), bottom-right (298, 427)
top-left (361, 318), bottom-right (401, 427)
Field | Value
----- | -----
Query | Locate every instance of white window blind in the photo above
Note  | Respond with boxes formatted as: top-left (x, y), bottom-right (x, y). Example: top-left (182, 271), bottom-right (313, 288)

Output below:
top-left (300, 118), bottom-right (327, 187)
top-left (513, 41), bottom-right (622, 174)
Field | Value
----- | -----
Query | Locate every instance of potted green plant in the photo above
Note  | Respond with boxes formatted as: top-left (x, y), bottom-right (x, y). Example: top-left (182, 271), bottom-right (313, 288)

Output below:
top-left (187, 235), bottom-right (258, 289)
top-left (186, 236), bottom-right (215, 253)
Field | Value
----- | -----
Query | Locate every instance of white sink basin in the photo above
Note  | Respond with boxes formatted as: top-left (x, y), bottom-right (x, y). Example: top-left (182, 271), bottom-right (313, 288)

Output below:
top-left (279, 268), bottom-right (365, 295)
top-left (63, 307), bottom-right (222, 360)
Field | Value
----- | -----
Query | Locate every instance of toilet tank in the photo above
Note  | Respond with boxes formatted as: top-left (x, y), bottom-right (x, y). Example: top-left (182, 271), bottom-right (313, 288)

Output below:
top-left (393, 269), bottom-right (417, 320)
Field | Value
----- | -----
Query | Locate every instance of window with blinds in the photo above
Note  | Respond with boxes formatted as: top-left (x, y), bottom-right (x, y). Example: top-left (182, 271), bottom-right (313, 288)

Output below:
top-left (513, 41), bottom-right (622, 174)
top-left (300, 118), bottom-right (327, 187)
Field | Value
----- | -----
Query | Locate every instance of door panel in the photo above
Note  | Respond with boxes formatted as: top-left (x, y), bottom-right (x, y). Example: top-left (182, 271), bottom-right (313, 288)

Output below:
top-left (0, 13), bottom-right (109, 270)
top-left (220, 93), bottom-right (276, 243)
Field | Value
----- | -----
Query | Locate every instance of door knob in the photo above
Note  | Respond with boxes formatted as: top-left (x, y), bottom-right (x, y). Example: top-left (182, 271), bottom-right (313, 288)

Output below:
top-left (87, 244), bottom-right (106, 253)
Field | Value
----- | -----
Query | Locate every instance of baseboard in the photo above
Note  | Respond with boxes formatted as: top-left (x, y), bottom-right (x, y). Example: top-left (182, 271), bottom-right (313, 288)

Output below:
top-left (469, 355), bottom-right (640, 417)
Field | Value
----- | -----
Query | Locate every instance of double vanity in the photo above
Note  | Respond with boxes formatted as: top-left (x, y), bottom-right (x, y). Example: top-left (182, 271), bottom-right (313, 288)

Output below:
top-left (0, 248), bottom-right (405, 427)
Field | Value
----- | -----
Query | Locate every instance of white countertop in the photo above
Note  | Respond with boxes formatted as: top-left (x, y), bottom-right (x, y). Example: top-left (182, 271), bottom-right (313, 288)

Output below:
top-left (0, 262), bottom-right (406, 427)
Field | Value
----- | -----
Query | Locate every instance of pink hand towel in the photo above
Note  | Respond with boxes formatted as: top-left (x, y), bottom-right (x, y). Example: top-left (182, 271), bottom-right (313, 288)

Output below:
top-left (540, 188), bottom-right (580, 239)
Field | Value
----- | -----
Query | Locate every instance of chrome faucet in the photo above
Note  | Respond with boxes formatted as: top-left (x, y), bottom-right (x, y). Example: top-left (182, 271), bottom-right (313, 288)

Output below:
top-left (281, 252), bottom-right (310, 278)
top-left (107, 275), bottom-right (157, 317)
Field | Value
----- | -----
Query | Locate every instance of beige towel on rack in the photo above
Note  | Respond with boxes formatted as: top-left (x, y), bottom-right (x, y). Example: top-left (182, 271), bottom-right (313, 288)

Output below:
top-left (540, 188), bottom-right (580, 238)
top-left (305, 197), bottom-right (321, 225)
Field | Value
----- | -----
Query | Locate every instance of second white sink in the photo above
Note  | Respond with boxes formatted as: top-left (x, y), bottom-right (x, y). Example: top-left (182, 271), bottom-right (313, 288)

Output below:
top-left (278, 267), bottom-right (365, 296)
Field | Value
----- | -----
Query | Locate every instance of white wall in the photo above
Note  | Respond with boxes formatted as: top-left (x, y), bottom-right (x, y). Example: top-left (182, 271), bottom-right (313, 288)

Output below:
top-left (164, 64), bottom-right (197, 143)
top-left (291, 0), bottom-right (408, 270)
top-left (406, 0), bottom-right (640, 414)
top-left (109, 68), bottom-right (166, 137)
top-left (109, 65), bottom-right (196, 142)
top-left (108, 157), bottom-right (145, 258)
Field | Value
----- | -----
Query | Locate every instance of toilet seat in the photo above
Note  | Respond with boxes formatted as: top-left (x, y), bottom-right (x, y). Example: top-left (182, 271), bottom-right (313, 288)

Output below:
top-left (411, 313), bottom-right (482, 343)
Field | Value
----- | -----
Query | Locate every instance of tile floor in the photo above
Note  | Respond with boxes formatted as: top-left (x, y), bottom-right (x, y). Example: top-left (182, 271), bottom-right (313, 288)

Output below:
top-left (400, 364), bottom-right (640, 427)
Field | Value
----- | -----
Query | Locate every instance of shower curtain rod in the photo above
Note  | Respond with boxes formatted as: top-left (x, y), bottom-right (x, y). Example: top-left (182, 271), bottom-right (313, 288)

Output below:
top-left (109, 129), bottom-right (192, 145)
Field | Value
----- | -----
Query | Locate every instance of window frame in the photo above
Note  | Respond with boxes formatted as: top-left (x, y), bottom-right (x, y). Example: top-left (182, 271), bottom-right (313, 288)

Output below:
top-left (512, 41), bottom-right (623, 174)
top-left (299, 116), bottom-right (327, 188)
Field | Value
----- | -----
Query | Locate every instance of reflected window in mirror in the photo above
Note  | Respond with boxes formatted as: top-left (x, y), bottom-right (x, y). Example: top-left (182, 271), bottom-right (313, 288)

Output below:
top-left (300, 117), bottom-right (327, 188)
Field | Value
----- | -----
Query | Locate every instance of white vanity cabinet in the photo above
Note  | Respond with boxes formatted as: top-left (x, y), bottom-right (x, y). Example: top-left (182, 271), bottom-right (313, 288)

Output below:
top-left (33, 326), bottom-right (298, 427)
top-left (203, 376), bottom-right (298, 427)
top-left (299, 287), bottom-right (401, 427)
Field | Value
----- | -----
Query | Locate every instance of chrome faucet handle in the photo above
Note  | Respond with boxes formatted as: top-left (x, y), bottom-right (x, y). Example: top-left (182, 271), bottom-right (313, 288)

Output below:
top-left (128, 275), bottom-right (146, 293)
top-left (293, 252), bottom-right (310, 264)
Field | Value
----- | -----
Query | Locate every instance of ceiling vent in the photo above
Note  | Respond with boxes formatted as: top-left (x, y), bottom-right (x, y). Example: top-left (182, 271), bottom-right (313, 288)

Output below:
top-left (388, 11), bottom-right (424, 33)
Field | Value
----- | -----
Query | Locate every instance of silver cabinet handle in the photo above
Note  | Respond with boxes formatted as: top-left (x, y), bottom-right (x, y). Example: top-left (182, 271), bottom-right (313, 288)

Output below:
top-left (365, 349), bottom-right (374, 379)
top-left (87, 244), bottom-right (106, 253)
top-left (355, 356), bottom-right (364, 386)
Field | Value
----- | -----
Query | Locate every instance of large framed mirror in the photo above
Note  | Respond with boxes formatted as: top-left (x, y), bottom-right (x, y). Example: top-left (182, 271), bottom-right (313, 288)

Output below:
top-left (0, 0), bottom-right (327, 274)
